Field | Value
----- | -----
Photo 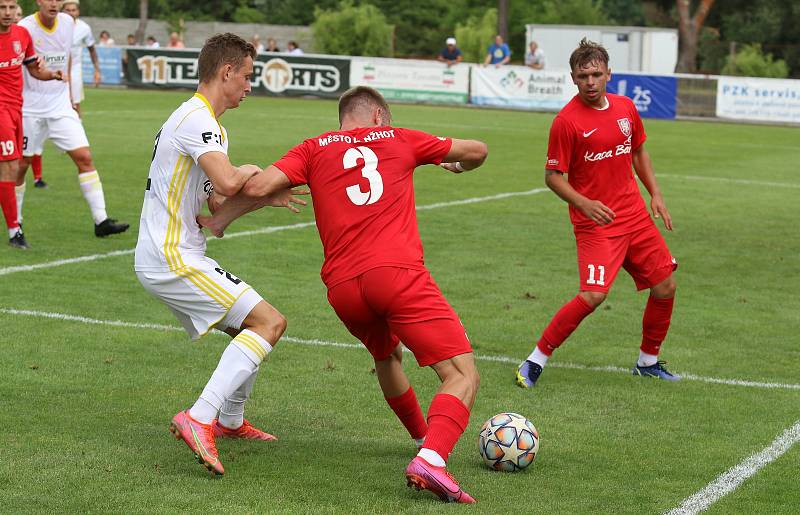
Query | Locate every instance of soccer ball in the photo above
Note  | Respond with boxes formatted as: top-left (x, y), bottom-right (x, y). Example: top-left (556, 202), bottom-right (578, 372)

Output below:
top-left (477, 412), bottom-right (539, 471)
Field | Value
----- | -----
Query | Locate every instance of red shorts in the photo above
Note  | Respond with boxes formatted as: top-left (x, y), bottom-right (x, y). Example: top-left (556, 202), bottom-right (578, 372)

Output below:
top-left (326, 266), bottom-right (472, 367)
top-left (0, 106), bottom-right (23, 162)
top-left (577, 222), bottom-right (677, 293)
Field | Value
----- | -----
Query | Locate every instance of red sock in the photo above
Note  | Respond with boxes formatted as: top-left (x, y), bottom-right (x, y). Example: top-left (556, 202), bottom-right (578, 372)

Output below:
top-left (0, 181), bottom-right (19, 231)
top-left (32, 154), bottom-right (42, 181)
top-left (385, 386), bottom-right (427, 440)
top-left (537, 295), bottom-right (595, 355)
top-left (423, 393), bottom-right (470, 463)
top-left (641, 295), bottom-right (674, 355)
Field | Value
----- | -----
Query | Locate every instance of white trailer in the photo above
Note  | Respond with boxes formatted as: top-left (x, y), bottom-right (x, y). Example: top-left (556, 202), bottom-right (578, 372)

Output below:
top-left (525, 24), bottom-right (678, 74)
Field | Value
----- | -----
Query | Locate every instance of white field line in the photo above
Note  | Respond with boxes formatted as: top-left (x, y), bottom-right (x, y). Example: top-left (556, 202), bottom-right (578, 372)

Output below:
top-left (0, 188), bottom-right (547, 278)
top-left (665, 420), bottom-right (800, 515)
top-left (3, 307), bottom-right (800, 393)
top-left (659, 174), bottom-right (800, 189)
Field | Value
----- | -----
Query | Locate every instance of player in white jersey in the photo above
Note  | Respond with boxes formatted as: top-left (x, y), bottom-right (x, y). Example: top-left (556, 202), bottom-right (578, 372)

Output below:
top-left (61, 1), bottom-right (100, 115)
top-left (16, 0), bottom-right (128, 238)
top-left (135, 33), bottom-right (306, 476)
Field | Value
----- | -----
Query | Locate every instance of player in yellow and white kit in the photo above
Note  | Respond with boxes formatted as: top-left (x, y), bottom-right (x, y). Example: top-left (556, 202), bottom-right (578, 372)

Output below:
top-left (135, 33), bottom-right (306, 476)
top-left (17, 0), bottom-right (127, 238)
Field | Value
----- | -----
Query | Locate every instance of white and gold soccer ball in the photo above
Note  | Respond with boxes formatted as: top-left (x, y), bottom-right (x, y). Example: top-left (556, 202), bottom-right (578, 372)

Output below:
top-left (477, 412), bottom-right (540, 471)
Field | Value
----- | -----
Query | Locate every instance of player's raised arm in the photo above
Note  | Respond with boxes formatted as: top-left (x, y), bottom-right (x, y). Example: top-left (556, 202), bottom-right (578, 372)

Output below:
top-left (439, 139), bottom-right (488, 173)
top-left (198, 165), bottom-right (308, 238)
top-left (632, 144), bottom-right (672, 231)
top-left (24, 56), bottom-right (63, 82)
top-left (197, 152), bottom-right (259, 197)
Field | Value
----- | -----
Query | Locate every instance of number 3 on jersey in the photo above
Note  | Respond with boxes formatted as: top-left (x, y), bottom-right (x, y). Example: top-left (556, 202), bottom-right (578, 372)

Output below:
top-left (344, 146), bottom-right (383, 206)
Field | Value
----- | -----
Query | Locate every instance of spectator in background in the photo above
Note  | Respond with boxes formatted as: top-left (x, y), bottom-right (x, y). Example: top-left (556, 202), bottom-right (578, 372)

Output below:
top-left (126, 34), bottom-right (136, 46)
top-left (484, 34), bottom-right (510, 68)
top-left (167, 32), bottom-right (185, 49)
top-left (251, 35), bottom-right (265, 53)
top-left (146, 36), bottom-right (160, 48)
top-left (437, 37), bottom-right (462, 67)
top-left (98, 30), bottom-right (115, 46)
top-left (525, 41), bottom-right (545, 70)
top-left (287, 41), bottom-right (303, 55)
top-left (14, 4), bottom-right (22, 22)
top-left (266, 37), bottom-right (279, 52)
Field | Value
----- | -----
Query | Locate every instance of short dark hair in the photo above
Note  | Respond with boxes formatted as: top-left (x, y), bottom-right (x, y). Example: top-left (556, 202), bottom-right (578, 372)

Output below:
top-left (569, 37), bottom-right (609, 71)
top-left (338, 86), bottom-right (392, 126)
top-left (198, 33), bottom-right (256, 84)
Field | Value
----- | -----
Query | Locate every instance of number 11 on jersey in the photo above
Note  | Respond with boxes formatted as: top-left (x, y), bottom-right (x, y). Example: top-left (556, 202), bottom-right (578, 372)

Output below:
top-left (586, 264), bottom-right (605, 286)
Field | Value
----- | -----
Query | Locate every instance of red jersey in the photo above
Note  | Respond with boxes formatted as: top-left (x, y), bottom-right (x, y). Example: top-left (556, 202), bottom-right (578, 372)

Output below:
top-left (274, 126), bottom-right (452, 288)
top-left (0, 25), bottom-right (36, 109)
top-left (545, 93), bottom-right (651, 237)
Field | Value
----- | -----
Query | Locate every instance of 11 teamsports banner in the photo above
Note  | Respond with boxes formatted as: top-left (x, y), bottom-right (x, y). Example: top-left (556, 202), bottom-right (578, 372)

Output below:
top-left (606, 74), bottom-right (677, 119)
top-left (716, 76), bottom-right (800, 124)
top-left (125, 48), bottom-right (350, 98)
top-left (470, 65), bottom-right (576, 110)
top-left (350, 58), bottom-right (469, 104)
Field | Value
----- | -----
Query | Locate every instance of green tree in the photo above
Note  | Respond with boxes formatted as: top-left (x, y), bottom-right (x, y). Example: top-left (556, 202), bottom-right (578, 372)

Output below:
top-left (722, 43), bottom-right (789, 78)
top-left (455, 8), bottom-right (497, 63)
top-left (312, 1), bottom-right (394, 57)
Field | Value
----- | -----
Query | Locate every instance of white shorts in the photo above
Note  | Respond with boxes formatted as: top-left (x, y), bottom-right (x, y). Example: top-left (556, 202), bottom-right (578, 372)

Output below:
top-left (136, 256), bottom-right (264, 340)
top-left (22, 109), bottom-right (90, 156)
top-left (70, 67), bottom-right (85, 104)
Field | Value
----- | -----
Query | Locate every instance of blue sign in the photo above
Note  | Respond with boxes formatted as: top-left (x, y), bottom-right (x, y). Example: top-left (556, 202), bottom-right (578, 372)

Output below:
top-left (81, 46), bottom-right (122, 85)
top-left (607, 74), bottom-right (677, 119)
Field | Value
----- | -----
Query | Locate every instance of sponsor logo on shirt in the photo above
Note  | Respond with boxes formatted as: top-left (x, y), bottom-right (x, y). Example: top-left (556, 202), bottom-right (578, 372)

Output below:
top-left (0, 55), bottom-right (24, 68)
top-left (547, 158), bottom-right (559, 167)
top-left (584, 135), bottom-right (633, 162)
top-left (42, 51), bottom-right (67, 68)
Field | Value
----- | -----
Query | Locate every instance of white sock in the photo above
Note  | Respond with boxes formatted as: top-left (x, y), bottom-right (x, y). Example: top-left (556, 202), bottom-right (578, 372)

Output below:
top-left (15, 182), bottom-right (25, 224)
top-left (638, 351), bottom-right (658, 367)
top-left (8, 227), bottom-right (20, 238)
top-left (526, 347), bottom-right (549, 368)
top-left (189, 330), bottom-right (272, 424)
top-left (77, 171), bottom-right (108, 224)
top-left (218, 367), bottom-right (259, 430)
top-left (417, 448), bottom-right (446, 467)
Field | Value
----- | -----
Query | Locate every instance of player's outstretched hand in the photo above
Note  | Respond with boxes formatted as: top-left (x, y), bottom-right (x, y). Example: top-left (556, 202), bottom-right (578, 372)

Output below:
top-left (197, 214), bottom-right (224, 238)
top-left (651, 193), bottom-right (673, 231)
top-left (263, 187), bottom-right (310, 213)
top-left (579, 199), bottom-right (615, 226)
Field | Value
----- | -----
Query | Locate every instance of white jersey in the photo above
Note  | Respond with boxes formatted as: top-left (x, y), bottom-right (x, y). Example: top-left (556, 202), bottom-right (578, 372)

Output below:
top-left (70, 18), bottom-right (95, 75)
top-left (19, 12), bottom-right (74, 117)
top-left (135, 93), bottom-right (228, 272)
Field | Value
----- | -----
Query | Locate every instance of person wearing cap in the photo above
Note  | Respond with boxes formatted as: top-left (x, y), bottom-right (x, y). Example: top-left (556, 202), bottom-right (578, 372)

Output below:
top-left (437, 37), bottom-right (462, 67)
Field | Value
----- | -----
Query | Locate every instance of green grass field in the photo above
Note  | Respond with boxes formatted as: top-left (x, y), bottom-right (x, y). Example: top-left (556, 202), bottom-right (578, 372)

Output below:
top-left (1, 88), bottom-right (798, 513)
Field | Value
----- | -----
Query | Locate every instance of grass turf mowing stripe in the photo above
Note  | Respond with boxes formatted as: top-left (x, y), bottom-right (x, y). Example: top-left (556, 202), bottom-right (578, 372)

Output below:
top-left (3, 307), bottom-right (800, 393)
top-left (659, 174), bottom-right (800, 189)
top-left (0, 188), bottom-right (549, 278)
top-left (665, 420), bottom-right (800, 515)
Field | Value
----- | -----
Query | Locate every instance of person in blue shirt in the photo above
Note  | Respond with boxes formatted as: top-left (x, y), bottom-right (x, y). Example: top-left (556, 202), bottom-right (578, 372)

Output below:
top-left (437, 37), bottom-right (463, 67)
top-left (484, 35), bottom-right (511, 67)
